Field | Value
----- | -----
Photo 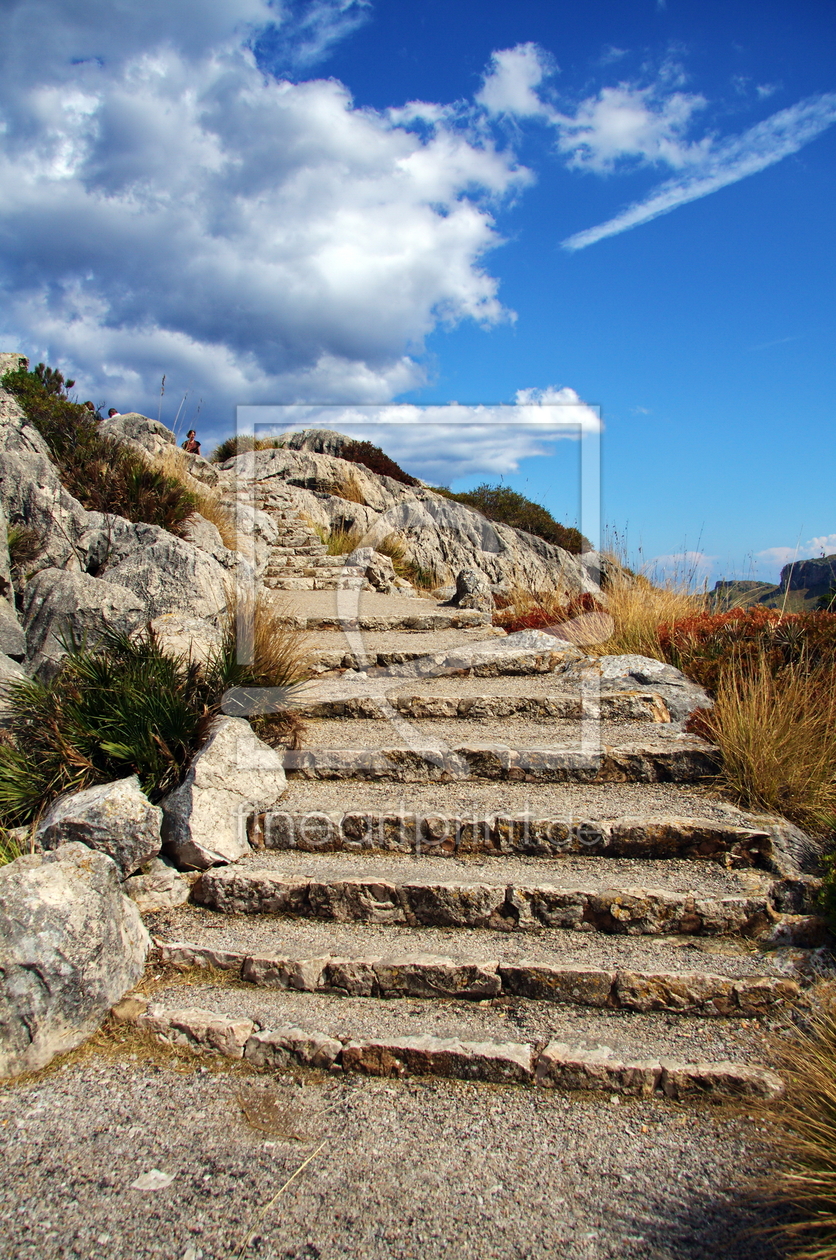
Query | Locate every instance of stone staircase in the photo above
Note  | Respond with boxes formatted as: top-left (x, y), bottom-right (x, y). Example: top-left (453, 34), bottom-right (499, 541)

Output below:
top-left (251, 484), bottom-right (369, 593)
top-left (137, 616), bottom-right (826, 1104)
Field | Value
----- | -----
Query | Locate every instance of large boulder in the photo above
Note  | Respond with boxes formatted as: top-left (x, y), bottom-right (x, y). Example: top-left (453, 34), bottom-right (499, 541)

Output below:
top-left (560, 654), bottom-right (710, 723)
top-left (161, 716), bottom-right (287, 870)
top-left (97, 412), bottom-right (176, 459)
top-left (21, 567), bottom-right (146, 678)
top-left (35, 776), bottom-right (162, 878)
top-left (0, 449), bottom-right (97, 573)
top-left (96, 519), bottom-right (230, 622)
top-left (0, 843), bottom-right (150, 1077)
top-left (147, 612), bottom-right (223, 667)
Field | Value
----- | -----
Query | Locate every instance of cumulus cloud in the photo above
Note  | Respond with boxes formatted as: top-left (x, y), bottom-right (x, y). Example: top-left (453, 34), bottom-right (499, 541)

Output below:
top-left (552, 83), bottom-right (707, 172)
top-left (0, 2), bottom-right (531, 434)
top-left (244, 388), bottom-right (601, 483)
top-left (476, 43), bottom-right (555, 119)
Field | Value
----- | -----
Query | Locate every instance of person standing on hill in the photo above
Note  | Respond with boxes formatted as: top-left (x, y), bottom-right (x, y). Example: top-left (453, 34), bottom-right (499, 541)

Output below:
top-left (182, 429), bottom-right (201, 455)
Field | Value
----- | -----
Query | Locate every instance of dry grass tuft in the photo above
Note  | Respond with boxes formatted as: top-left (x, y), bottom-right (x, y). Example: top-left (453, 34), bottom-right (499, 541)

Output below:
top-left (688, 654), bottom-right (836, 830)
top-left (147, 446), bottom-right (239, 550)
top-left (761, 985), bottom-right (836, 1259)
top-left (587, 574), bottom-right (707, 659)
top-left (329, 469), bottom-right (366, 504)
top-left (222, 593), bottom-right (312, 693)
top-left (235, 1081), bottom-right (312, 1139)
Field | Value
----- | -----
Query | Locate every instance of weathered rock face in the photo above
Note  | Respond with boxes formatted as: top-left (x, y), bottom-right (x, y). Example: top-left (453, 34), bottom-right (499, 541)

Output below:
top-left (781, 555), bottom-right (836, 594)
top-left (345, 546), bottom-right (413, 596)
top-left (95, 518), bottom-right (230, 622)
top-left (21, 567), bottom-right (146, 678)
top-left (35, 776), bottom-right (162, 878)
top-left (222, 442), bottom-right (600, 602)
top-left (0, 843), bottom-right (150, 1078)
top-left (97, 412), bottom-right (176, 459)
top-left (147, 612), bottom-right (222, 666)
top-left (446, 568), bottom-right (494, 612)
top-left (122, 857), bottom-right (190, 914)
top-left (161, 716), bottom-right (287, 870)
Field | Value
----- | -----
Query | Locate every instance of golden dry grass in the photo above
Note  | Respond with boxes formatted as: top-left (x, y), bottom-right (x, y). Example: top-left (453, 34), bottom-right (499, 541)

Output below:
top-left (761, 985), bottom-right (836, 1259)
top-left (222, 592), bottom-right (312, 691)
top-left (693, 654), bottom-right (836, 830)
top-left (147, 445), bottom-right (239, 550)
top-left (586, 574), bottom-right (707, 659)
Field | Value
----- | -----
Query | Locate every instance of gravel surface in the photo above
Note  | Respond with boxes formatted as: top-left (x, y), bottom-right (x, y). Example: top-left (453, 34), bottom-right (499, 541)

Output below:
top-left (0, 1049), bottom-right (781, 1260)
top-left (298, 718), bottom-right (680, 747)
top-left (147, 975), bottom-right (773, 1064)
top-left (298, 675), bottom-right (663, 700)
top-left (146, 904), bottom-right (791, 980)
top-left (227, 848), bottom-right (770, 898)
top-left (305, 625), bottom-right (506, 655)
top-left (278, 779), bottom-right (751, 822)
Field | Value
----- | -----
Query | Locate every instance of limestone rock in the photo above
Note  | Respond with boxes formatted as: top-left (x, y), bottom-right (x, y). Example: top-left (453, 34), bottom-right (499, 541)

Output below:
top-left (35, 775), bottom-right (162, 878)
top-left (0, 650), bottom-right (26, 724)
top-left (123, 858), bottom-right (190, 914)
top-left (161, 716), bottom-right (287, 869)
top-left (222, 442), bottom-right (602, 600)
top-left (147, 613), bottom-right (222, 667)
top-left (140, 1004), bottom-right (254, 1059)
top-left (96, 519), bottom-right (229, 622)
top-left (446, 568), bottom-right (494, 612)
top-left (560, 654), bottom-right (710, 723)
top-left (97, 412), bottom-right (176, 459)
top-left (342, 1034), bottom-right (534, 1084)
top-left (244, 1025), bottom-right (342, 1070)
top-left (21, 567), bottom-right (146, 678)
top-left (0, 450), bottom-right (95, 573)
top-left (0, 843), bottom-right (150, 1077)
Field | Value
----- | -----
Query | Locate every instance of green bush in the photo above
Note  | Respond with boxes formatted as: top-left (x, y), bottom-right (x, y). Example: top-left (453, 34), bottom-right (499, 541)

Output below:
top-left (432, 483), bottom-right (587, 554)
top-left (339, 440), bottom-right (419, 487)
top-left (1, 364), bottom-right (197, 532)
top-left (0, 618), bottom-right (308, 827)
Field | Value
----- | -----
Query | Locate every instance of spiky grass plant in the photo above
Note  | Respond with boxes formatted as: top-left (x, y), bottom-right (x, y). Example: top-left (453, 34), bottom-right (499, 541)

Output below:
top-left (0, 603), bottom-right (311, 828)
top-left (763, 986), bottom-right (836, 1259)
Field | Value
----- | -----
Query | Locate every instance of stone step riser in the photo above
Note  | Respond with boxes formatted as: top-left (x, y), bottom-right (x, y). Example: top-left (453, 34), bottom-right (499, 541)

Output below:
top-left (306, 650), bottom-right (572, 675)
top-left (154, 941), bottom-right (800, 1017)
top-left (116, 997), bottom-right (783, 1101)
top-left (248, 809), bottom-right (778, 868)
top-left (265, 578), bottom-right (368, 592)
top-left (273, 612), bottom-right (492, 631)
top-left (284, 741), bottom-right (720, 784)
top-left (192, 869), bottom-right (776, 938)
top-left (296, 692), bottom-right (671, 722)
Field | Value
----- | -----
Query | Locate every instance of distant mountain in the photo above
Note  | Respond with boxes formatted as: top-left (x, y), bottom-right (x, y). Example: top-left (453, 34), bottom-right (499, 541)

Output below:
top-left (710, 556), bottom-right (836, 612)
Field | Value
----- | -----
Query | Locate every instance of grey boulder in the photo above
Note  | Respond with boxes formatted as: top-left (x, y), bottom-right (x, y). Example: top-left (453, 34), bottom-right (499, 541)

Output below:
top-left (561, 654), bottom-right (711, 724)
top-left (123, 857), bottom-right (190, 914)
top-left (161, 716), bottom-right (287, 870)
top-left (21, 566), bottom-right (146, 678)
top-left (97, 519), bottom-right (229, 622)
top-left (447, 568), bottom-right (494, 612)
top-left (36, 775), bottom-right (162, 878)
top-left (0, 843), bottom-right (150, 1077)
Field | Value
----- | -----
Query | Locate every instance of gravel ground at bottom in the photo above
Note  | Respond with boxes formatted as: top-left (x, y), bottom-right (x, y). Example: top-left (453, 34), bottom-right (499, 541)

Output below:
top-left (0, 1045), bottom-right (782, 1260)
top-left (146, 904), bottom-right (797, 981)
top-left (296, 717), bottom-right (676, 748)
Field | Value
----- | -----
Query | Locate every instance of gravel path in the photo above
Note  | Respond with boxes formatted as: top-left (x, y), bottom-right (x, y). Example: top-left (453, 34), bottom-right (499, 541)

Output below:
top-left (0, 1047), bottom-right (780, 1259)
top-left (298, 675), bottom-right (662, 699)
top-left (278, 779), bottom-right (749, 821)
top-left (305, 625), bottom-right (506, 655)
top-left (226, 848), bottom-right (770, 898)
top-left (146, 904), bottom-right (790, 980)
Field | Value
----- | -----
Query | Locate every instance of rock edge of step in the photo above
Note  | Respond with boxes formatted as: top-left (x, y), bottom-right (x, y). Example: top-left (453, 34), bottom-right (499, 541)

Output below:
top-left (112, 995), bottom-right (784, 1100)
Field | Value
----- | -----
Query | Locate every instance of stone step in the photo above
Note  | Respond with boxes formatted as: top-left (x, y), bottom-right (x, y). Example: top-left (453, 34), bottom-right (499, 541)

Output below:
top-left (153, 935), bottom-right (800, 1017)
top-left (191, 856), bottom-right (781, 939)
top-left (264, 576), bottom-right (318, 590)
top-left (282, 737), bottom-right (720, 783)
top-left (268, 544), bottom-right (326, 556)
top-left (247, 807), bottom-right (806, 875)
top-left (275, 610), bottom-right (493, 631)
top-left (118, 988), bottom-right (784, 1101)
top-left (304, 631), bottom-right (579, 676)
top-left (294, 688), bottom-right (672, 722)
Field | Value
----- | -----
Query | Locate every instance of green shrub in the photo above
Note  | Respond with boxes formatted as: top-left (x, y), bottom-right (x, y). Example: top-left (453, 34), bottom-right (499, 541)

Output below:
top-left (1, 364), bottom-right (197, 532)
top-left (339, 440), bottom-right (419, 487)
top-left (433, 483), bottom-right (587, 554)
top-left (0, 611), bottom-right (309, 828)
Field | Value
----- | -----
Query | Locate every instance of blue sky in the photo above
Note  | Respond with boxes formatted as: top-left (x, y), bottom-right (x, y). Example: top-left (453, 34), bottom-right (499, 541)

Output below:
top-left (0, 0), bottom-right (833, 583)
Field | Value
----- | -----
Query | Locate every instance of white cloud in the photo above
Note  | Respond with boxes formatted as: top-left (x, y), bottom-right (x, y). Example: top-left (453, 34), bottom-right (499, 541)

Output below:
top-left (563, 91), bottom-right (836, 250)
top-left (756, 82), bottom-right (781, 101)
top-left (553, 83), bottom-right (707, 172)
top-left (244, 390), bottom-right (600, 482)
top-left (754, 534), bottom-right (836, 579)
top-left (476, 43), bottom-right (554, 119)
top-left (647, 550), bottom-right (716, 587)
top-left (0, 4), bottom-right (533, 433)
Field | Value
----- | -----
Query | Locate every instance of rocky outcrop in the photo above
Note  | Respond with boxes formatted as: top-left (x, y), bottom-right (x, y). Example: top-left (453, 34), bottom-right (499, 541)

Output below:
top-left (160, 716), bottom-right (287, 869)
top-left (122, 857), bottom-right (190, 914)
top-left (221, 442), bottom-right (599, 602)
top-left (22, 567), bottom-right (146, 677)
top-left (35, 776), bottom-right (162, 878)
top-left (0, 843), bottom-right (150, 1077)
